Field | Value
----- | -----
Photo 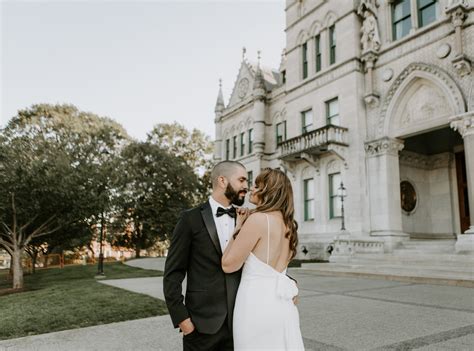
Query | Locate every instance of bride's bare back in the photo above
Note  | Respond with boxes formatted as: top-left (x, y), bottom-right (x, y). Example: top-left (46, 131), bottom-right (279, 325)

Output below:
top-left (251, 211), bottom-right (291, 273)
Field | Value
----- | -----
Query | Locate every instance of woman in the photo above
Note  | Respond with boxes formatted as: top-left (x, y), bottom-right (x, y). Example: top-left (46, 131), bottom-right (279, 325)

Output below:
top-left (222, 168), bottom-right (304, 350)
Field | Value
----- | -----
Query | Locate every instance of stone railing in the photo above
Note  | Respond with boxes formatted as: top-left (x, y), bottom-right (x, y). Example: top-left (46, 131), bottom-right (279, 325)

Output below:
top-left (279, 125), bottom-right (349, 159)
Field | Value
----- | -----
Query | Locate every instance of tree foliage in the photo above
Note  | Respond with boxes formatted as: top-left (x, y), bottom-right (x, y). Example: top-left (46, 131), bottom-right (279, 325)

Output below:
top-left (0, 104), bottom-right (129, 288)
top-left (147, 122), bottom-right (214, 201)
top-left (110, 141), bottom-right (200, 257)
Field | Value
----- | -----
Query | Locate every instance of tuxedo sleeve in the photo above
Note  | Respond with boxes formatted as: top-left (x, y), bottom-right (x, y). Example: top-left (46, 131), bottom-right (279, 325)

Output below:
top-left (163, 211), bottom-right (191, 328)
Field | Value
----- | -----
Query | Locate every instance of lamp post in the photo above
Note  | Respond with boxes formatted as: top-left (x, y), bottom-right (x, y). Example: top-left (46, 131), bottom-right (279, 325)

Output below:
top-left (97, 211), bottom-right (105, 276)
top-left (337, 181), bottom-right (347, 231)
top-left (96, 149), bottom-right (110, 277)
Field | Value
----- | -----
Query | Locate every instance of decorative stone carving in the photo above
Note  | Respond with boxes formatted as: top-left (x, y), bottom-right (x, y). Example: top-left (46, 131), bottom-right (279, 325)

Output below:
top-left (382, 68), bottom-right (393, 82)
top-left (365, 137), bottom-right (404, 157)
top-left (364, 93), bottom-right (380, 107)
top-left (452, 54), bottom-right (472, 77)
top-left (360, 11), bottom-right (381, 53)
top-left (327, 159), bottom-right (341, 175)
top-left (377, 63), bottom-right (466, 136)
top-left (237, 78), bottom-right (249, 99)
top-left (358, 1), bottom-right (381, 53)
top-left (436, 43), bottom-right (451, 59)
top-left (300, 153), bottom-right (321, 175)
top-left (399, 151), bottom-right (453, 170)
top-left (445, 1), bottom-right (472, 77)
top-left (450, 112), bottom-right (474, 137)
top-left (397, 84), bottom-right (451, 128)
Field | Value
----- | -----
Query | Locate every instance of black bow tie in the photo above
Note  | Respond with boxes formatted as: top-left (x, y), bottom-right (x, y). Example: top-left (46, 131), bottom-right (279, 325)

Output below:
top-left (216, 206), bottom-right (236, 218)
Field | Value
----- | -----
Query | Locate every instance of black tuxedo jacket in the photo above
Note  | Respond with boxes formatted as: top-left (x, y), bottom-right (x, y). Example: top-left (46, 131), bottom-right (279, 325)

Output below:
top-left (163, 201), bottom-right (242, 334)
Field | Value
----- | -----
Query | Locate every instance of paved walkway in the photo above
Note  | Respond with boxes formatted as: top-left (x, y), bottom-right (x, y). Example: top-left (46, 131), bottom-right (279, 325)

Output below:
top-left (1, 259), bottom-right (473, 350)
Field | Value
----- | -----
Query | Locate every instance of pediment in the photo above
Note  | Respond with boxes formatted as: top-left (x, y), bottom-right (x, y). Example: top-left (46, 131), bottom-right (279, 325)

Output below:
top-left (227, 60), bottom-right (281, 108)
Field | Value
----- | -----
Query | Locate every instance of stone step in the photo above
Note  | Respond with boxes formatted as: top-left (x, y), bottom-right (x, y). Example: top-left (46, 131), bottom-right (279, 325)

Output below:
top-left (298, 263), bottom-right (474, 287)
top-left (303, 260), bottom-right (474, 273)
top-left (350, 253), bottom-right (474, 263)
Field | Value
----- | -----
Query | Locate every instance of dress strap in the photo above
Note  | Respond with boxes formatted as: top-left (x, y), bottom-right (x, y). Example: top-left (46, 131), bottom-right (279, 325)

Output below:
top-left (265, 214), bottom-right (270, 265)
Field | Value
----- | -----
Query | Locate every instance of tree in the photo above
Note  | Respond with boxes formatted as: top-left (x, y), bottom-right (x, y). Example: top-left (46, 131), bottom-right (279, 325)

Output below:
top-left (110, 141), bottom-right (200, 257)
top-left (147, 122), bottom-right (214, 201)
top-left (0, 104), bottom-right (129, 289)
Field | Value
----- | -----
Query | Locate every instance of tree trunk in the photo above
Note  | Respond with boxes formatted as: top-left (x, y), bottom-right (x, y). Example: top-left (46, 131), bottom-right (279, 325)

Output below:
top-left (11, 249), bottom-right (24, 290)
top-left (135, 246), bottom-right (141, 258)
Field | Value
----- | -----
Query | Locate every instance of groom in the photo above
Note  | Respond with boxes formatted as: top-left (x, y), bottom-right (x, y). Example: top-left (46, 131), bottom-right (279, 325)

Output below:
top-left (163, 161), bottom-right (248, 350)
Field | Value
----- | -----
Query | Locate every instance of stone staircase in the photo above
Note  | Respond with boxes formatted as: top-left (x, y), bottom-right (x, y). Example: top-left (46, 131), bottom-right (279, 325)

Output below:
top-left (300, 239), bottom-right (474, 287)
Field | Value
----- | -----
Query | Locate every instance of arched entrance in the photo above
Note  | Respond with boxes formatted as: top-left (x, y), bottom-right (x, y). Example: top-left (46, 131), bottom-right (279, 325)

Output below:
top-left (366, 63), bottom-right (468, 248)
top-left (384, 63), bottom-right (467, 238)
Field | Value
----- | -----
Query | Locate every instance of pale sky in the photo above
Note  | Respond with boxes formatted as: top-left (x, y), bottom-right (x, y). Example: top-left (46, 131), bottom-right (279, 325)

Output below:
top-left (1, 0), bottom-right (285, 140)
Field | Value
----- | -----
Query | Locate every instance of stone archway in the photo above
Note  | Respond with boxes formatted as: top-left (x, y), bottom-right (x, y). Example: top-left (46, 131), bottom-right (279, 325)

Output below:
top-left (376, 63), bottom-right (468, 241)
top-left (378, 62), bottom-right (466, 139)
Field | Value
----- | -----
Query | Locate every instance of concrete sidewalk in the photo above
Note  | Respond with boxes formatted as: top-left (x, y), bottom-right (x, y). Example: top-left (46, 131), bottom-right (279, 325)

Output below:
top-left (1, 259), bottom-right (473, 350)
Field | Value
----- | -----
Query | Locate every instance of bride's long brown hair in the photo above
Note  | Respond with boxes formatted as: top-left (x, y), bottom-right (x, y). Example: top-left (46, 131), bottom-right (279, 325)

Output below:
top-left (252, 168), bottom-right (298, 260)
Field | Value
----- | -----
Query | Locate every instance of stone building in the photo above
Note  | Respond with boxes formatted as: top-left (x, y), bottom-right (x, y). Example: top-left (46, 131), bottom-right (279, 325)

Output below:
top-left (213, 0), bottom-right (473, 262)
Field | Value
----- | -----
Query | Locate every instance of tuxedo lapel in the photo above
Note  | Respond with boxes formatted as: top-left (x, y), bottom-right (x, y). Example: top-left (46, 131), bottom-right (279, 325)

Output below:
top-left (201, 201), bottom-right (223, 257)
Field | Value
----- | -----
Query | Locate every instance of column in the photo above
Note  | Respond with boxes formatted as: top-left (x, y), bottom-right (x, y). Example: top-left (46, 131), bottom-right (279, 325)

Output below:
top-left (365, 137), bottom-right (409, 252)
top-left (451, 112), bottom-right (474, 252)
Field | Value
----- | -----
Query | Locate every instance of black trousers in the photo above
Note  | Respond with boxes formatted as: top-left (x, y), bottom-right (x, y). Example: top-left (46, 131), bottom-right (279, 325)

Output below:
top-left (183, 320), bottom-right (233, 351)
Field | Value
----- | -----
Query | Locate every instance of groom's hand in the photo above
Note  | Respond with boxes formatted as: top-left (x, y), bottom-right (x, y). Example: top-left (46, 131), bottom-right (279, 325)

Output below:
top-left (179, 318), bottom-right (195, 335)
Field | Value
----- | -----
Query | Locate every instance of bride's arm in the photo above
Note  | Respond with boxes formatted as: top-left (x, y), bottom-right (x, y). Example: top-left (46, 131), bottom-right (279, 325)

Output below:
top-left (221, 213), bottom-right (263, 273)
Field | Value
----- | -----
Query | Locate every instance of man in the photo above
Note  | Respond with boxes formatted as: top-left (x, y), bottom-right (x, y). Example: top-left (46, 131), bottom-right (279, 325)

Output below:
top-left (163, 161), bottom-right (248, 350)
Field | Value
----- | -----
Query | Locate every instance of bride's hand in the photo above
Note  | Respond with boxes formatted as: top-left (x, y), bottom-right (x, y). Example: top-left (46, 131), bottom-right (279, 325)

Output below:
top-left (235, 207), bottom-right (250, 233)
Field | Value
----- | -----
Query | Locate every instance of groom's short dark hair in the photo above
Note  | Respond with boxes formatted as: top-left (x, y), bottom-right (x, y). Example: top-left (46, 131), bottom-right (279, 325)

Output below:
top-left (211, 161), bottom-right (246, 189)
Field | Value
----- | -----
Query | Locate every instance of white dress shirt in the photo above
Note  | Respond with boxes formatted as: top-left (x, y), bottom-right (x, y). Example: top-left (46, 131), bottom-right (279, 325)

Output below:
top-left (209, 196), bottom-right (235, 252)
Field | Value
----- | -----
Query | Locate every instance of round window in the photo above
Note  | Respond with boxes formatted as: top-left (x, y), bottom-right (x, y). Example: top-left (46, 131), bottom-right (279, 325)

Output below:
top-left (400, 180), bottom-right (417, 213)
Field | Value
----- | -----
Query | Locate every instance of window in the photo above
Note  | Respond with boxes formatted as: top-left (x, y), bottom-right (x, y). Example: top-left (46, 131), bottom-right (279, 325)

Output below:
top-left (282, 70), bottom-right (286, 84)
top-left (326, 98), bottom-right (340, 126)
top-left (225, 139), bottom-right (230, 160)
top-left (304, 178), bottom-right (314, 221)
top-left (329, 25), bottom-right (336, 65)
top-left (329, 173), bottom-right (342, 219)
top-left (315, 34), bottom-right (321, 72)
top-left (418, 0), bottom-right (437, 28)
top-left (240, 132), bottom-right (245, 157)
top-left (392, 0), bottom-right (412, 40)
top-left (276, 121), bottom-right (287, 145)
top-left (301, 109), bottom-right (313, 134)
top-left (233, 136), bottom-right (237, 159)
top-left (248, 129), bottom-right (253, 154)
top-left (248, 171), bottom-right (253, 189)
top-left (302, 42), bottom-right (308, 79)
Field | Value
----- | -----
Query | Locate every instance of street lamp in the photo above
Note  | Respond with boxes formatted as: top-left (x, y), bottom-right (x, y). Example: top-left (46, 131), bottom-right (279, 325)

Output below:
top-left (97, 211), bottom-right (105, 276)
top-left (97, 149), bottom-right (110, 277)
top-left (337, 181), bottom-right (347, 231)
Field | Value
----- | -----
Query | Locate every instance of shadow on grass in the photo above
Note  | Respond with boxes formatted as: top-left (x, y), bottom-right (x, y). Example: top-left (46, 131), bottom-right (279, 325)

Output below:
top-left (0, 262), bottom-right (168, 341)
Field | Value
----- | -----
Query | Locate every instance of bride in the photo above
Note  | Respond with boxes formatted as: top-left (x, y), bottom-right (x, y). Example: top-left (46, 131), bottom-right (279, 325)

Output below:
top-left (222, 168), bottom-right (304, 350)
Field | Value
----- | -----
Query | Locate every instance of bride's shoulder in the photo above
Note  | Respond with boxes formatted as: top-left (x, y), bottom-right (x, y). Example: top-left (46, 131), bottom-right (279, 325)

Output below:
top-left (244, 212), bottom-right (267, 227)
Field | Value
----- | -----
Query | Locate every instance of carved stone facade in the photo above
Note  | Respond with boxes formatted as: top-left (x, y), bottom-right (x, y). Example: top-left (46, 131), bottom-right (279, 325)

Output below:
top-left (214, 0), bottom-right (474, 259)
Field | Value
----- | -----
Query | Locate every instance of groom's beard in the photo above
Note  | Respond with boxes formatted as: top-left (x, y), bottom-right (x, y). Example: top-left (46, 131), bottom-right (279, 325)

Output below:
top-left (225, 183), bottom-right (246, 206)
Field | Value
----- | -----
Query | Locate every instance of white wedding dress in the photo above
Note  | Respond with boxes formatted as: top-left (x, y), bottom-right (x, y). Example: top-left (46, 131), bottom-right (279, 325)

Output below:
top-left (233, 214), bottom-right (305, 351)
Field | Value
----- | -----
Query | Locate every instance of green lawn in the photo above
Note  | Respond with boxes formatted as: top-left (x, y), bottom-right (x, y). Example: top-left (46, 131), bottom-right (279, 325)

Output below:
top-left (0, 262), bottom-right (168, 340)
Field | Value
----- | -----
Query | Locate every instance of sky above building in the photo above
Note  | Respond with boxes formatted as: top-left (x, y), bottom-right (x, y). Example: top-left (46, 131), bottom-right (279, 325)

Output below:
top-left (1, 0), bottom-right (285, 140)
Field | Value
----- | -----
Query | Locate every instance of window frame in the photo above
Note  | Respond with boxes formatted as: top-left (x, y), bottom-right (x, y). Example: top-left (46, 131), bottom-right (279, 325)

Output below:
top-left (248, 129), bottom-right (253, 154)
top-left (225, 139), bottom-right (230, 160)
top-left (304, 178), bottom-right (315, 221)
top-left (301, 109), bottom-right (313, 134)
top-left (302, 42), bottom-right (308, 79)
top-left (276, 121), bottom-right (287, 145)
top-left (392, 0), bottom-right (412, 40)
top-left (329, 172), bottom-right (342, 219)
top-left (329, 25), bottom-right (336, 65)
top-left (315, 34), bottom-right (322, 72)
top-left (417, 0), bottom-right (437, 28)
top-left (326, 97), bottom-right (340, 126)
